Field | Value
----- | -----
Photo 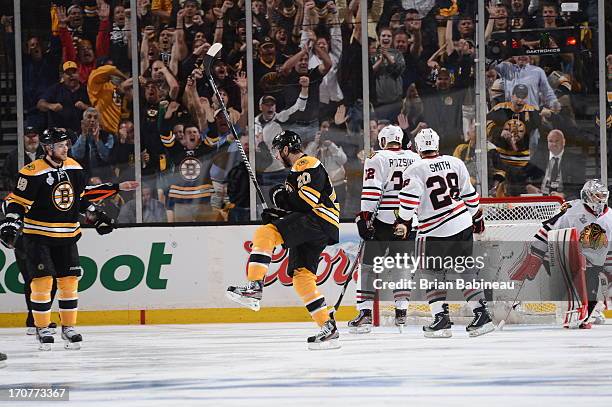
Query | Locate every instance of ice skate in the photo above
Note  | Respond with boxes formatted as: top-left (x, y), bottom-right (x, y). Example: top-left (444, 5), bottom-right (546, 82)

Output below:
top-left (36, 327), bottom-right (54, 351)
top-left (28, 322), bottom-right (58, 336)
top-left (423, 304), bottom-right (453, 338)
top-left (308, 319), bottom-right (341, 350)
top-left (61, 326), bottom-right (82, 350)
top-left (0, 352), bottom-right (6, 369)
top-left (348, 309), bottom-right (372, 334)
top-left (588, 305), bottom-right (606, 325)
top-left (466, 299), bottom-right (495, 337)
top-left (395, 308), bottom-right (407, 333)
top-left (226, 280), bottom-right (263, 311)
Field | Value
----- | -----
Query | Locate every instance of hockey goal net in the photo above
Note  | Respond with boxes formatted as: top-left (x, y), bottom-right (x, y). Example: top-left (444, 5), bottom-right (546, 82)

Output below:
top-left (375, 196), bottom-right (566, 326)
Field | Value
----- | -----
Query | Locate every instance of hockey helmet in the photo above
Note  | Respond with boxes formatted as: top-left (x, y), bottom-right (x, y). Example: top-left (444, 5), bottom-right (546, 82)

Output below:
top-left (272, 130), bottom-right (302, 153)
top-left (40, 128), bottom-right (71, 146)
top-left (414, 128), bottom-right (439, 153)
top-left (581, 179), bottom-right (609, 216)
top-left (378, 125), bottom-right (404, 149)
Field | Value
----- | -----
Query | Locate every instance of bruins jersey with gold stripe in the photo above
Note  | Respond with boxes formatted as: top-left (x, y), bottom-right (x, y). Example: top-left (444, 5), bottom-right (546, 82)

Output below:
top-left (284, 155), bottom-right (340, 243)
top-left (486, 101), bottom-right (542, 167)
top-left (5, 157), bottom-right (91, 245)
top-left (161, 132), bottom-right (230, 208)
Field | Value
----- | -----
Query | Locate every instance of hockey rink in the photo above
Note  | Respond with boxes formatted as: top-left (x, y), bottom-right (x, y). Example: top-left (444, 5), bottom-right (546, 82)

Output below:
top-left (1, 322), bottom-right (612, 407)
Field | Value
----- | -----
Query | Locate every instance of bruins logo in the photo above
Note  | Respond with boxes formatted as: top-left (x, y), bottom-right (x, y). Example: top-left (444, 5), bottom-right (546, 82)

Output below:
top-left (52, 181), bottom-right (75, 211)
top-left (503, 118), bottom-right (526, 140)
top-left (579, 223), bottom-right (608, 250)
top-left (559, 202), bottom-right (572, 213)
top-left (368, 151), bottom-right (378, 159)
top-left (179, 157), bottom-right (202, 181)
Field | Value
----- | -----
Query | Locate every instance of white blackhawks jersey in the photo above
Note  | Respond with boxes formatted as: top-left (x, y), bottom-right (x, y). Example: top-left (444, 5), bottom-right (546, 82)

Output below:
top-left (360, 148), bottom-right (421, 224)
top-left (532, 200), bottom-right (612, 267)
top-left (398, 155), bottom-right (480, 237)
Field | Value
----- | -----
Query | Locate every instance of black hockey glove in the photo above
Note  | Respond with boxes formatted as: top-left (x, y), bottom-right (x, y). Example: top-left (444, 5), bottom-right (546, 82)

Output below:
top-left (262, 208), bottom-right (290, 224)
top-left (270, 184), bottom-right (291, 210)
top-left (472, 208), bottom-right (485, 234)
top-left (0, 214), bottom-right (23, 249)
top-left (356, 211), bottom-right (375, 240)
top-left (85, 206), bottom-right (115, 235)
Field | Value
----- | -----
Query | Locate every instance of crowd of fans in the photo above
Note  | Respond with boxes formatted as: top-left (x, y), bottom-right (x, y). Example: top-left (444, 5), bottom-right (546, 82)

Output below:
top-left (0, 0), bottom-right (608, 224)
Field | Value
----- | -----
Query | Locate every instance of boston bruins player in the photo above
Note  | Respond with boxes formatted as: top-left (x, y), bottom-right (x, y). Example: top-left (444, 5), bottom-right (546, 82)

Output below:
top-left (226, 130), bottom-right (340, 350)
top-left (0, 128), bottom-right (115, 350)
top-left (395, 128), bottom-right (493, 338)
top-left (512, 179), bottom-right (612, 328)
top-left (350, 125), bottom-right (420, 333)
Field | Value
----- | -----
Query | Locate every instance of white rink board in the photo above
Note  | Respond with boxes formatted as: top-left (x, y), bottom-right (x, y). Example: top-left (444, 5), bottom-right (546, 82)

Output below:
top-left (0, 225), bottom-right (361, 312)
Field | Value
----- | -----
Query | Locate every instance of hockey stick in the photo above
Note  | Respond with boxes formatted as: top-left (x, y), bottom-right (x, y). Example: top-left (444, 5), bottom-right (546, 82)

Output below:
top-left (496, 279), bottom-right (526, 331)
top-left (203, 43), bottom-right (268, 209)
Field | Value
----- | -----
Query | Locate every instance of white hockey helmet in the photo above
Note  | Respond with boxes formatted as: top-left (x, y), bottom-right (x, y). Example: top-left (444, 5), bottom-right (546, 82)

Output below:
top-left (414, 128), bottom-right (440, 154)
top-left (581, 179), bottom-right (609, 216)
top-left (378, 125), bottom-right (404, 149)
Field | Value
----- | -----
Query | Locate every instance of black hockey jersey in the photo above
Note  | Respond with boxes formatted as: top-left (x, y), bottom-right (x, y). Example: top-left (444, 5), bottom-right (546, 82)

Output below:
top-left (284, 155), bottom-right (340, 243)
top-left (161, 131), bottom-right (230, 208)
top-left (5, 157), bottom-right (92, 245)
top-left (486, 101), bottom-right (542, 168)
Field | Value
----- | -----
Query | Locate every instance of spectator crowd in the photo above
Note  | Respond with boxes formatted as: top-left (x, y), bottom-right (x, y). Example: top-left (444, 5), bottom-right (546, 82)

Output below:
top-left (0, 0), bottom-right (607, 223)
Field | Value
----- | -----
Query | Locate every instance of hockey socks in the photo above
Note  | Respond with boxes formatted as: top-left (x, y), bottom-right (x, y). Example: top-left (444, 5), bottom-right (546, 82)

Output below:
top-left (247, 224), bottom-right (283, 281)
top-left (293, 268), bottom-right (329, 327)
top-left (30, 276), bottom-right (53, 328)
top-left (57, 276), bottom-right (78, 326)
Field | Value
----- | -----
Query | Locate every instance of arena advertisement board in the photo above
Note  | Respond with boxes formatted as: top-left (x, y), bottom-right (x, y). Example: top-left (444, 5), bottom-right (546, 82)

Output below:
top-left (0, 225), bottom-right (361, 313)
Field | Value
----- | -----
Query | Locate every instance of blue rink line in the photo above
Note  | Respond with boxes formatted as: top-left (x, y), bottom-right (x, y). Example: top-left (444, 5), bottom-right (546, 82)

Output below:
top-left (6, 374), bottom-right (610, 394)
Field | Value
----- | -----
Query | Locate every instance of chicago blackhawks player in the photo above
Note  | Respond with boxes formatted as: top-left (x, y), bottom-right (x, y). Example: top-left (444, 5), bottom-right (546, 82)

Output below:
top-left (395, 128), bottom-right (494, 338)
top-left (350, 125), bottom-right (420, 333)
top-left (511, 179), bottom-right (611, 328)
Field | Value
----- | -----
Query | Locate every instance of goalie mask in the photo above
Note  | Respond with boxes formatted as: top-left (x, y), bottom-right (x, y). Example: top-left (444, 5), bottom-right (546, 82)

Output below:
top-left (414, 128), bottom-right (440, 154)
top-left (377, 125), bottom-right (404, 149)
top-left (581, 179), bottom-right (609, 217)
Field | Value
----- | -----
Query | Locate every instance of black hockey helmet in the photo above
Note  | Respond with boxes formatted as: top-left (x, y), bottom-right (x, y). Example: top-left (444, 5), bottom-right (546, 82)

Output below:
top-left (271, 130), bottom-right (302, 153)
top-left (40, 128), bottom-right (71, 145)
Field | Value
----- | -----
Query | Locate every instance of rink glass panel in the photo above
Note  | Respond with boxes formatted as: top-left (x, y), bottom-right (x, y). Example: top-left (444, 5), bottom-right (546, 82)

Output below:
top-left (5, 1), bottom-right (610, 225)
top-left (0, 0), bottom-right (16, 199)
top-left (484, 2), bottom-right (602, 198)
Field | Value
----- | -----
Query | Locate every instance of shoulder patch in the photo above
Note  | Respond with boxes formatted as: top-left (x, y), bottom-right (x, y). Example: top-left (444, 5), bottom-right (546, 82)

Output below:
top-left (19, 159), bottom-right (51, 176)
top-left (368, 151), bottom-right (378, 159)
top-left (292, 156), bottom-right (320, 172)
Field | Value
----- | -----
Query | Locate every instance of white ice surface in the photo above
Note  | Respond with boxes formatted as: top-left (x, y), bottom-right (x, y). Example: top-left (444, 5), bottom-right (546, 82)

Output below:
top-left (1, 322), bottom-right (612, 407)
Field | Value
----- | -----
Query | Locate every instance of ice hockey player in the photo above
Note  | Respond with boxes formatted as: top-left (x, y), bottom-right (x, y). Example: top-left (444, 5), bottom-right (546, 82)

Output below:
top-left (350, 125), bottom-right (420, 333)
top-left (511, 179), bottom-right (611, 328)
top-left (226, 130), bottom-right (341, 350)
top-left (395, 128), bottom-right (494, 338)
top-left (1, 181), bottom-right (136, 336)
top-left (0, 128), bottom-right (115, 350)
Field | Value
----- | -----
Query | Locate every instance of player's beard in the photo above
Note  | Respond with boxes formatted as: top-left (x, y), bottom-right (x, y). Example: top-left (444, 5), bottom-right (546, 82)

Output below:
top-left (280, 154), bottom-right (292, 168)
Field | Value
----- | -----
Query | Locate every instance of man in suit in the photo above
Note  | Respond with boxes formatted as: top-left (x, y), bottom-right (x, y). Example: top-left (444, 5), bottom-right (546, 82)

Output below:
top-left (526, 129), bottom-right (585, 200)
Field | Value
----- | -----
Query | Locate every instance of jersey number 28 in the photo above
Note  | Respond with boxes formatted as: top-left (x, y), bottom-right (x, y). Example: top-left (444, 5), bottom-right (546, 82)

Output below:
top-left (427, 173), bottom-right (460, 210)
